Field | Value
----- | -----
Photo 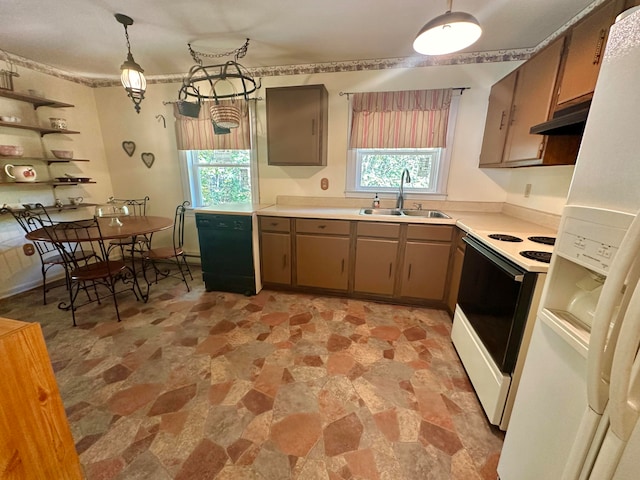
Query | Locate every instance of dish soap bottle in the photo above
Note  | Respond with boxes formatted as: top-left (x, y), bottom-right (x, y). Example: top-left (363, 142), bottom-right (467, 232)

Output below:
top-left (373, 193), bottom-right (380, 208)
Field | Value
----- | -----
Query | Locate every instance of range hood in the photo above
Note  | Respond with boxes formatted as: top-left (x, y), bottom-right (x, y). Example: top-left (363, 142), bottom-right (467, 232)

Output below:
top-left (530, 100), bottom-right (591, 135)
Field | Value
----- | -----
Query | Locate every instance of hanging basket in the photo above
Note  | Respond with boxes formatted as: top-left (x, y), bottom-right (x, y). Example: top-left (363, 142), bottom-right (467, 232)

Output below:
top-left (177, 81), bottom-right (201, 118)
top-left (0, 50), bottom-right (19, 92)
top-left (209, 79), bottom-right (241, 129)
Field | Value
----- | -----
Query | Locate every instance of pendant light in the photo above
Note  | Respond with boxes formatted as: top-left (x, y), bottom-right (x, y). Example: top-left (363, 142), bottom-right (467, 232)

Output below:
top-left (115, 13), bottom-right (146, 113)
top-left (413, 0), bottom-right (482, 56)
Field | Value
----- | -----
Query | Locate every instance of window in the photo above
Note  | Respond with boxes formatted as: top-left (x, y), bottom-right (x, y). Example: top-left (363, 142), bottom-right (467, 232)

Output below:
top-left (175, 100), bottom-right (258, 207)
top-left (354, 148), bottom-right (442, 193)
top-left (346, 89), bottom-right (460, 199)
top-left (184, 149), bottom-right (256, 206)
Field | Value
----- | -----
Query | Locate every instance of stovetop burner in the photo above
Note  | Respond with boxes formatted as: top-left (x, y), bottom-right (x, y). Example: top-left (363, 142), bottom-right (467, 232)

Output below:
top-left (528, 236), bottom-right (556, 246)
top-left (488, 233), bottom-right (524, 242)
top-left (520, 250), bottom-right (552, 263)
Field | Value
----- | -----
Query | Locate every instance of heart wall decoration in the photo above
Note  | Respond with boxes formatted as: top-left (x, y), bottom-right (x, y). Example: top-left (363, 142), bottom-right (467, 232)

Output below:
top-left (122, 141), bottom-right (136, 157)
top-left (141, 152), bottom-right (155, 169)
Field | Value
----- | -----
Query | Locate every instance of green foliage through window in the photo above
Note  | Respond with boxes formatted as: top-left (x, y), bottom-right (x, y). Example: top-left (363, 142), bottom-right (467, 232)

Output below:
top-left (356, 149), bottom-right (440, 192)
top-left (191, 150), bottom-right (252, 205)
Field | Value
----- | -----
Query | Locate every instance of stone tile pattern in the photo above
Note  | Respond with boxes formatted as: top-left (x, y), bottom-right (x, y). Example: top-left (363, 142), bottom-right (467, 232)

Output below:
top-left (0, 270), bottom-right (503, 479)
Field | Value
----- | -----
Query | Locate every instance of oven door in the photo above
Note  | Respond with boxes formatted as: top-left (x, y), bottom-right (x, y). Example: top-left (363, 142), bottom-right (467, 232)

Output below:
top-left (457, 235), bottom-right (537, 373)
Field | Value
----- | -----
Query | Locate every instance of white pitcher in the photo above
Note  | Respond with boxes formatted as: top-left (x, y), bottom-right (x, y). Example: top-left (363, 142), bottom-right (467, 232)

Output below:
top-left (4, 164), bottom-right (37, 182)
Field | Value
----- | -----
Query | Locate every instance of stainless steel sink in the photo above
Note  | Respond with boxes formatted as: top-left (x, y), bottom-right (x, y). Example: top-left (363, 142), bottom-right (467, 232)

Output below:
top-left (359, 207), bottom-right (451, 219)
top-left (360, 208), bottom-right (403, 216)
top-left (401, 209), bottom-right (451, 219)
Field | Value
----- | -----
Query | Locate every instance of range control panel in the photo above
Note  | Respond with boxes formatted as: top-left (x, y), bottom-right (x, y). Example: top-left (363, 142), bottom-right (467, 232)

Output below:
top-left (555, 206), bottom-right (635, 276)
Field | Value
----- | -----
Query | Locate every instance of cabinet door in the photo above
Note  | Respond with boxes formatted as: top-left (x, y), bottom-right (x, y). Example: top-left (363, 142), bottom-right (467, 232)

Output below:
top-left (503, 38), bottom-right (564, 164)
top-left (261, 232), bottom-right (291, 285)
top-left (479, 70), bottom-right (518, 166)
top-left (354, 238), bottom-right (398, 295)
top-left (400, 242), bottom-right (451, 300)
top-left (266, 85), bottom-right (328, 166)
top-left (557, 1), bottom-right (618, 106)
top-left (0, 319), bottom-right (83, 479)
top-left (296, 234), bottom-right (349, 290)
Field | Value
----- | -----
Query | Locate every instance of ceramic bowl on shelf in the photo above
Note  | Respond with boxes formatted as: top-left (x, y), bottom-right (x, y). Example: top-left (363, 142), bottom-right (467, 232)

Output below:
top-left (51, 149), bottom-right (73, 159)
top-left (0, 145), bottom-right (24, 157)
top-left (49, 117), bottom-right (67, 130)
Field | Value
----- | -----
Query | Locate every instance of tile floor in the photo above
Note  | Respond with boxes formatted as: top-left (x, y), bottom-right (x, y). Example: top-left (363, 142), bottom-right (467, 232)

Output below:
top-left (0, 268), bottom-right (503, 479)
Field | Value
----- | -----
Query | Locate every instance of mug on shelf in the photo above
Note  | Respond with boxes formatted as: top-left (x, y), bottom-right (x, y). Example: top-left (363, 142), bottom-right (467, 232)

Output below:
top-left (69, 196), bottom-right (84, 205)
top-left (4, 164), bottom-right (37, 182)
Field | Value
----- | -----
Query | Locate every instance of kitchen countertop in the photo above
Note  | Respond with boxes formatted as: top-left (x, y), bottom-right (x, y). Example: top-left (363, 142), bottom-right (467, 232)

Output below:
top-left (193, 203), bottom-right (273, 216)
top-left (194, 204), bottom-right (557, 235)
top-left (196, 204), bottom-right (558, 272)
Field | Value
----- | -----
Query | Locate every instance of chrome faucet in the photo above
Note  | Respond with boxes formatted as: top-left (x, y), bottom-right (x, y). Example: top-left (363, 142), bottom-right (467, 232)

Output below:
top-left (396, 168), bottom-right (411, 209)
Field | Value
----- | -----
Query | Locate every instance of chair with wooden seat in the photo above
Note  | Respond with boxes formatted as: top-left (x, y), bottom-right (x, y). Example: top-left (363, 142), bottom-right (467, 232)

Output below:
top-left (2, 204), bottom-right (94, 305)
top-left (106, 196), bottom-right (150, 258)
top-left (143, 201), bottom-right (193, 292)
top-left (45, 217), bottom-right (142, 326)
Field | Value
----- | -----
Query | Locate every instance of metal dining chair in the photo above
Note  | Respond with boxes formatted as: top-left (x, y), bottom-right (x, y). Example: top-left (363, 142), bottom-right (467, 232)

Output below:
top-left (2, 204), bottom-right (95, 305)
top-left (143, 201), bottom-right (193, 292)
top-left (106, 196), bottom-right (150, 258)
top-left (44, 217), bottom-right (142, 326)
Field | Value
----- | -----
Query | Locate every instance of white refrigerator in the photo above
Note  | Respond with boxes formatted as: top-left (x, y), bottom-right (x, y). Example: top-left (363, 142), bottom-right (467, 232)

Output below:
top-left (498, 6), bottom-right (640, 480)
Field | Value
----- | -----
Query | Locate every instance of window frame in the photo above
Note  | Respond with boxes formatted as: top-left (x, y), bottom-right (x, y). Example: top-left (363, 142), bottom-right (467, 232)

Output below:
top-left (178, 102), bottom-right (259, 207)
top-left (345, 91), bottom-right (460, 200)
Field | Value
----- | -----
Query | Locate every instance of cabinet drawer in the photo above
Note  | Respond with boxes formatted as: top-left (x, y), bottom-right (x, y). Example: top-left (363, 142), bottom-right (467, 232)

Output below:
top-left (260, 216), bottom-right (291, 232)
top-left (406, 224), bottom-right (453, 242)
top-left (356, 222), bottom-right (400, 238)
top-left (296, 219), bottom-right (350, 235)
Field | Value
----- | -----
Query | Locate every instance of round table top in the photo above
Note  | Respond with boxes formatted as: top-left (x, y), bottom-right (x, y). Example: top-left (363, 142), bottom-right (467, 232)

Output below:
top-left (26, 215), bottom-right (174, 242)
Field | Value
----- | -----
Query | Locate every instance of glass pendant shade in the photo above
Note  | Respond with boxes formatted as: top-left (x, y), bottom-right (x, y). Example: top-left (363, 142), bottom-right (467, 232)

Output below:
top-left (120, 56), bottom-right (146, 93)
top-left (413, 11), bottom-right (482, 55)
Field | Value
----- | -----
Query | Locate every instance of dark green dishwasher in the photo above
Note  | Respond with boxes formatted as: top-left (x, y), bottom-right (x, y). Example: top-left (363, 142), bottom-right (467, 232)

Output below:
top-left (195, 213), bottom-right (257, 295)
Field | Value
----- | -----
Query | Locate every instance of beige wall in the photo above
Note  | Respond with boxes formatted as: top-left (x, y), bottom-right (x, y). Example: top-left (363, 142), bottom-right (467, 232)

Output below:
top-left (1, 59), bottom-right (576, 298)
top-left (0, 69), bottom-right (111, 298)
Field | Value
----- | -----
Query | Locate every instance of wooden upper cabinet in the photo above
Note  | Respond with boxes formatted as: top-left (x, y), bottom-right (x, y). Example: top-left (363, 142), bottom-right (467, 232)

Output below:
top-left (479, 70), bottom-right (518, 166)
top-left (503, 37), bottom-right (564, 165)
top-left (266, 84), bottom-right (328, 166)
top-left (556, 1), bottom-right (620, 107)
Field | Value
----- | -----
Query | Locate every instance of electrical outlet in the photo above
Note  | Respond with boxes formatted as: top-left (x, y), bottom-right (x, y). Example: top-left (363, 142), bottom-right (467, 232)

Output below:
top-left (524, 183), bottom-right (532, 198)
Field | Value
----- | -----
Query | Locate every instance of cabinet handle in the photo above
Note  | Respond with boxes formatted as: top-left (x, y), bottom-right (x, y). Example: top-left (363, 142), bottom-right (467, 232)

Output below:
top-left (408, 264), bottom-right (412, 280)
top-left (311, 119), bottom-right (316, 136)
top-left (509, 104), bottom-right (517, 126)
top-left (499, 110), bottom-right (507, 130)
top-left (282, 254), bottom-right (287, 268)
top-left (388, 263), bottom-right (393, 278)
top-left (593, 28), bottom-right (606, 65)
top-left (341, 259), bottom-right (345, 273)
top-left (270, 222), bottom-right (278, 227)
top-left (318, 224), bottom-right (326, 229)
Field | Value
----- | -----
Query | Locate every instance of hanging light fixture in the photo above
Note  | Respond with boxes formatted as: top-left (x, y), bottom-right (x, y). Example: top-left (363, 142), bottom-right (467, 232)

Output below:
top-left (413, 0), bottom-right (482, 56)
top-left (115, 13), bottom-right (146, 113)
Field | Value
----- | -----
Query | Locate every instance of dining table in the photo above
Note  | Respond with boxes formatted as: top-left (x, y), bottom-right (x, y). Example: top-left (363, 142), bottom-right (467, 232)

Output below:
top-left (26, 215), bottom-right (174, 302)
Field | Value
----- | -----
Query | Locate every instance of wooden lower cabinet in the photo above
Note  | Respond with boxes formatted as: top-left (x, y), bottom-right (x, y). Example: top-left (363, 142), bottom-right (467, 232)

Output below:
top-left (296, 234), bottom-right (350, 290)
top-left (260, 232), bottom-right (291, 285)
top-left (0, 318), bottom-right (82, 479)
top-left (354, 238), bottom-right (398, 295)
top-left (399, 241), bottom-right (451, 300)
top-left (259, 216), bottom-right (456, 307)
top-left (446, 228), bottom-right (467, 313)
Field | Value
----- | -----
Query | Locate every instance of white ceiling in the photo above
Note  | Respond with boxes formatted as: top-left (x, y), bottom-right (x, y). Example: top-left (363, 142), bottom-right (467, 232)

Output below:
top-left (1, 0), bottom-right (598, 81)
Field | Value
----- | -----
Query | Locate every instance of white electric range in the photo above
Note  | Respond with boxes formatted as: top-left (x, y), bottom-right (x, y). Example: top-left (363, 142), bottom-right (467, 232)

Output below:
top-left (451, 227), bottom-right (556, 430)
